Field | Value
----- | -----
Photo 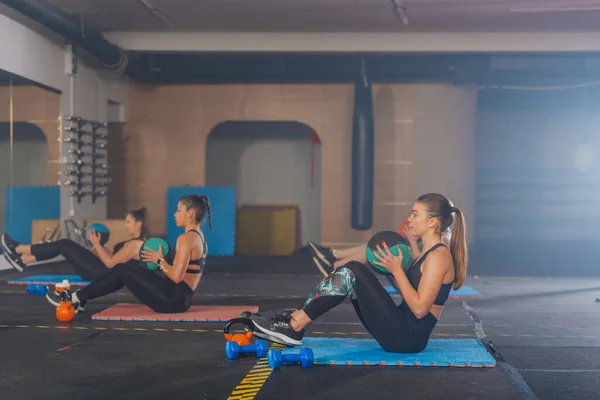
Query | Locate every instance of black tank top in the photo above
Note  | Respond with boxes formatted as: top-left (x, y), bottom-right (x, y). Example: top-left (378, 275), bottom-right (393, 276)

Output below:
top-left (405, 243), bottom-right (453, 306)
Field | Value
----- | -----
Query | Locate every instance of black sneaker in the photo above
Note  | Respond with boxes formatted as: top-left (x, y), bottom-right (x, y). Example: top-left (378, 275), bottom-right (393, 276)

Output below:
top-left (1, 233), bottom-right (19, 255)
top-left (311, 256), bottom-right (332, 278)
top-left (307, 241), bottom-right (336, 267)
top-left (3, 251), bottom-right (25, 272)
top-left (45, 290), bottom-right (86, 313)
top-left (251, 313), bottom-right (305, 346)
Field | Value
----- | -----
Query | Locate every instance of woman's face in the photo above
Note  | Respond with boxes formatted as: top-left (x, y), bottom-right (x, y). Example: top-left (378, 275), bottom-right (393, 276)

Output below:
top-left (174, 202), bottom-right (188, 227)
top-left (407, 202), bottom-right (436, 237)
top-left (124, 213), bottom-right (139, 236)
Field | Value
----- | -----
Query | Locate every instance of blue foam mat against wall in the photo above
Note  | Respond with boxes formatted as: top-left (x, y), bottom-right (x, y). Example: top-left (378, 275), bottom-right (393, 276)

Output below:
top-left (166, 186), bottom-right (236, 256)
top-left (282, 337), bottom-right (496, 367)
top-left (5, 186), bottom-right (60, 244)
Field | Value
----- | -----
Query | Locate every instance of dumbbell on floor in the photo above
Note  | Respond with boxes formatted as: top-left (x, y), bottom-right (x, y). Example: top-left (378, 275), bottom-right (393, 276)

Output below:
top-left (27, 284), bottom-right (49, 296)
top-left (225, 339), bottom-right (269, 359)
top-left (268, 348), bottom-right (314, 369)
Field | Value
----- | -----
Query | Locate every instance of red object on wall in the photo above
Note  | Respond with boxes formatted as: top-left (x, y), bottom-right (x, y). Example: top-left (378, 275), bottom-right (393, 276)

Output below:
top-left (309, 132), bottom-right (321, 188)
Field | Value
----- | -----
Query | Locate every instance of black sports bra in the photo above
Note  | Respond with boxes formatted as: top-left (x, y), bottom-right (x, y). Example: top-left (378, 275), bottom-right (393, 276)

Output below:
top-left (405, 243), bottom-right (453, 306)
top-left (165, 230), bottom-right (207, 275)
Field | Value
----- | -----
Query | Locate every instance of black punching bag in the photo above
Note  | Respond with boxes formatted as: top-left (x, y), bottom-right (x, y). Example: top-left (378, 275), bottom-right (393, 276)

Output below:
top-left (351, 61), bottom-right (374, 230)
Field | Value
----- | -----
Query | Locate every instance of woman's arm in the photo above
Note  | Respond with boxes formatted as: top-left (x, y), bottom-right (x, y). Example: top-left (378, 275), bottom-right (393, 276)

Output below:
top-left (391, 251), bottom-right (449, 319)
top-left (157, 234), bottom-right (193, 284)
top-left (92, 241), bottom-right (137, 268)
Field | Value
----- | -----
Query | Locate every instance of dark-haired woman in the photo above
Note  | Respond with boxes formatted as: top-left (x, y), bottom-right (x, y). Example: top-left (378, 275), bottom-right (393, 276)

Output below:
top-left (251, 193), bottom-right (468, 353)
top-left (45, 195), bottom-right (211, 315)
top-left (1, 208), bottom-right (150, 281)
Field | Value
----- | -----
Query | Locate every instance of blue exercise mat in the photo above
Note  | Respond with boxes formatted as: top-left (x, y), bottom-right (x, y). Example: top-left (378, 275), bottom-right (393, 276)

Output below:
top-left (384, 285), bottom-right (481, 297)
top-left (283, 337), bottom-right (496, 367)
top-left (8, 275), bottom-right (90, 286)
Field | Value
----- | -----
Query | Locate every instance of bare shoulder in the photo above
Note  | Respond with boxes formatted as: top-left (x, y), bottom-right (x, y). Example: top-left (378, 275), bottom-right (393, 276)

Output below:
top-left (178, 231), bottom-right (196, 244)
top-left (423, 246), bottom-right (454, 283)
top-left (423, 246), bottom-right (453, 271)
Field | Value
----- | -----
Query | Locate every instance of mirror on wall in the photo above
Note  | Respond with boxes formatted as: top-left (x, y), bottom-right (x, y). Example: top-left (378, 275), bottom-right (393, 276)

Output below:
top-left (0, 69), bottom-right (61, 250)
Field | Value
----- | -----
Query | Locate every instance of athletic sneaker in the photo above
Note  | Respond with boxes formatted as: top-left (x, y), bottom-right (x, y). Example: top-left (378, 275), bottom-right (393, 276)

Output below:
top-left (307, 241), bottom-right (336, 276)
top-left (251, 312), bottom-right (305, 346)
top-left (311, 256), bottom-right (332, 278)
top-left (3, 250), bottom-right (25, 272)
top-left (1, 233), bottom-right (19, 255)
top-left (45, 289), bottom-right (86, 313)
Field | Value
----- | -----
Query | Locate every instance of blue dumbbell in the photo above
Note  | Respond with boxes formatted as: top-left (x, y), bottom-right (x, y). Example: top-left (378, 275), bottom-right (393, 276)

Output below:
top-left (26, 284), bottom-right (48, 296)
top-left (225, 339), bottom-right (269, 359)
top-left (268, 348), bottom-right (314, 369)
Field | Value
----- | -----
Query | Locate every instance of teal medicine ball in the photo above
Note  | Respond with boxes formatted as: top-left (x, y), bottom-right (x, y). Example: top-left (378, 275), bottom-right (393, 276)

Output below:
top-left (85, 223), bottom-right (110, 246)
top-left (365, 230), bottom-right (411, 275)
top-left (140, 238), bottom-right (171, 271)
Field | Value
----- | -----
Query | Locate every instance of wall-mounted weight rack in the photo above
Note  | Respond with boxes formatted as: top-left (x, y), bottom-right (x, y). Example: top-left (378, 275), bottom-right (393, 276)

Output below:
top-left (60, 116), bottom-right (111, 204)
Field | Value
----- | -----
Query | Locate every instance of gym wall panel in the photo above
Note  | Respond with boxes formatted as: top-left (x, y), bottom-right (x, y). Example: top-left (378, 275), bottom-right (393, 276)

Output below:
top-left (206, 122), bottom-right (320, 244)
top-left (476, 87), bottom-right (600, 242)
top-left (0, 85), bottom-right (61, 184)
top-left (412, 84), bottom-right (478, 243)
top-left (119, 83), bottom-right (473, 246)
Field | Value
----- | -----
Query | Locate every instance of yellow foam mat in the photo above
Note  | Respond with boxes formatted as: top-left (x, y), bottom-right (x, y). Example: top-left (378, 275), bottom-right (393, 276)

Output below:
top-left (236, 207), bottom-right (297, 255)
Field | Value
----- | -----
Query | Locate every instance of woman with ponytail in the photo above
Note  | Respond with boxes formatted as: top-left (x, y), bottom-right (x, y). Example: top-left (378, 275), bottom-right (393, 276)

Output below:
top-left (44, 195), bottom-right (211, 315)
top-left (1, 207), bottom-right (150, 280)
top-left (250, 193), bottom-right (468, 353)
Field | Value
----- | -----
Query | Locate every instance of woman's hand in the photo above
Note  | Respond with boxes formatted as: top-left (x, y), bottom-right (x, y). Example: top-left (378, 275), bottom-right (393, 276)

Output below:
top-left (86, 229), bottom-right (102, 246)
top-left (371, 242), bottom-right (405, 275)
top-left (141, 245), bottom-right (164, 265)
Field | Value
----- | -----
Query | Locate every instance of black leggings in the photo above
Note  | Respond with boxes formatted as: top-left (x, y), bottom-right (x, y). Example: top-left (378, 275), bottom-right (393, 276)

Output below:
top-left (30, 239), bottom-right (107, 281)
top-left (77, 263), bottom-right (194, 313)
top-left (302, 261), bottom-right (437, 353)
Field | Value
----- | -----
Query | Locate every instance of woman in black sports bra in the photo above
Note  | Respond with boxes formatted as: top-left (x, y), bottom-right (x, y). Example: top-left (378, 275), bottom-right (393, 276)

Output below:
top-left (46, 195), bottom-right (211, 315)
top-left (250, 193), bottom-right (468, 352)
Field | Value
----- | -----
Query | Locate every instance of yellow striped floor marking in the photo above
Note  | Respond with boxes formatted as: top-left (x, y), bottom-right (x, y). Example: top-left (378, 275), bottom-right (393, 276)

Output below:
top-left (227, 342), bottom-right (285, 400)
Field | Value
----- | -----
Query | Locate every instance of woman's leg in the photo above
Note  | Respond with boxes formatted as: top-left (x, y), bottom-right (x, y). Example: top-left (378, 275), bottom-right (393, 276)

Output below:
top-left (309, 242), bottom-right (367, 277)
top-left (252, 261), bottom-right (428, 352)
top-left (28, 239), bottom-right (107, 281)
top-left (334, 245), bottom-right (367, 268)
top-left (75, 263), bottom-right (193, 313)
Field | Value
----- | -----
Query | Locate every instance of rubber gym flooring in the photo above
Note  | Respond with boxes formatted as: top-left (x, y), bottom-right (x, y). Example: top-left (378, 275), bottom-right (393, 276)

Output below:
top-left (1, 254), bottom-right (599, 400)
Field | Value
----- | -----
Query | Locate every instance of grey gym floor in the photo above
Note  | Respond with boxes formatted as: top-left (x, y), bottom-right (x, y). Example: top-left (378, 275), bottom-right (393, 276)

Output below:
top-left (1, 254), bottom-right (599, 399)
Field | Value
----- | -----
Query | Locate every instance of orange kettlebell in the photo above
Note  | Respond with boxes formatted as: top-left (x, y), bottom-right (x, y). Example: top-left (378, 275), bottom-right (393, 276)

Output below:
top-left (55, 291), bottom-right (75, 323)
top-left (224, 317), bottom-right (254, 346)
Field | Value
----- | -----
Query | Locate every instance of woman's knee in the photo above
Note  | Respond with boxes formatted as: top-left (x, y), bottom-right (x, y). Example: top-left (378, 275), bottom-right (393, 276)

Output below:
top-left (111, 263), bottom-right (137, 274)
top-left (343, 261), bottom-right (373, 277)
top-left (56, 239), bottom-right (74, 248)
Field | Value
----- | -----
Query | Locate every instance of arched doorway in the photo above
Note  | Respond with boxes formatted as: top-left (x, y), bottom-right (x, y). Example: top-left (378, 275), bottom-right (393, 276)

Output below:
top-left (206, 121), bottom-right (322, 250)
top-left (0, 122), bottom-right (48, 231)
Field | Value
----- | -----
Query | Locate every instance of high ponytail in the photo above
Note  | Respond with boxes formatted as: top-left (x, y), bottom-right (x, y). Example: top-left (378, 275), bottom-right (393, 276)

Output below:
top-left (449, 207), bottom-right (467, 290)
top-left (416, 193), bottom-right (468, 290)
top-left (200, 195), bottom-right (212, 230)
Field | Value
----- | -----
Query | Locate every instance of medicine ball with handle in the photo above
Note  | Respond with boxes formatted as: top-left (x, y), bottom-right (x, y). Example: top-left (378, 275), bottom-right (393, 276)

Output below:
top-left (365, 230), bottom-right (411, 275)
top-left (140, 238), bottom-right (171, 271)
